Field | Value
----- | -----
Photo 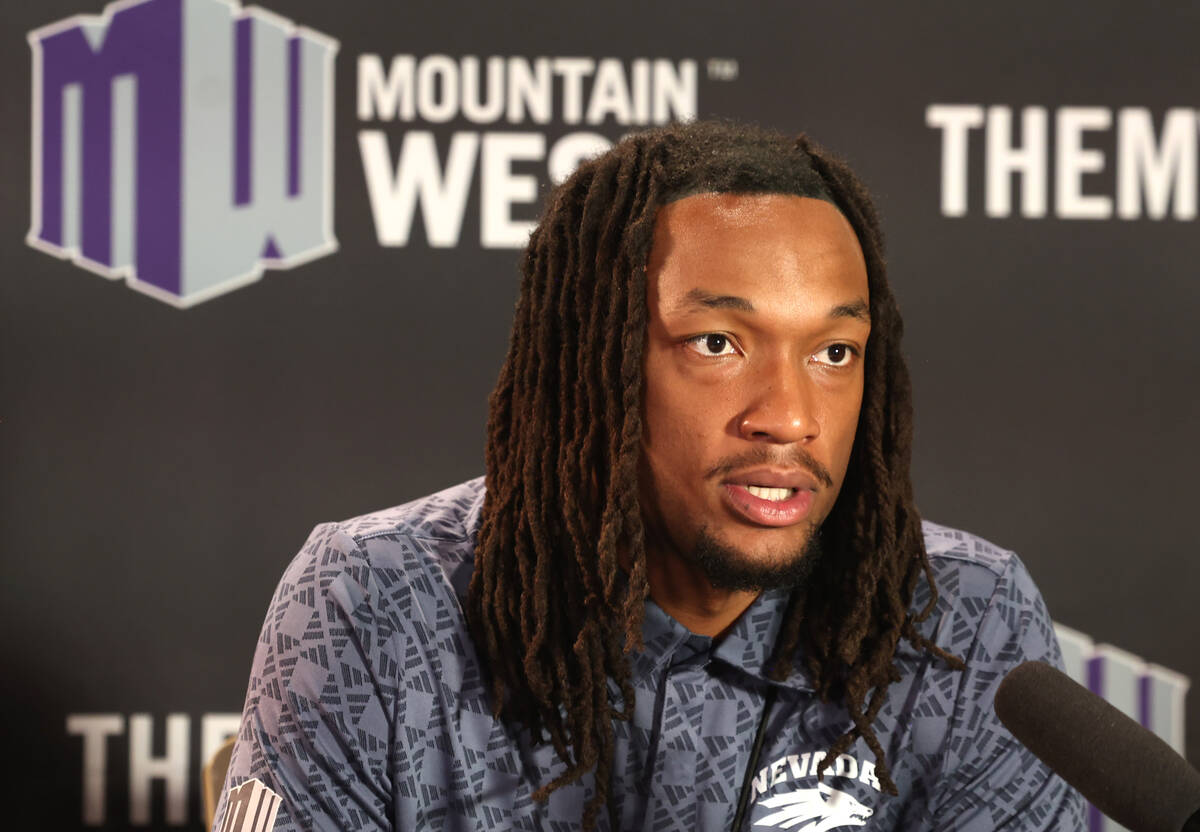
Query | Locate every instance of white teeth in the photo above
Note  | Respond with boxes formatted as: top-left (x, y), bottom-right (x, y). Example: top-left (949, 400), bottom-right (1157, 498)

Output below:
top-left (745, 485), bottom-right (793, 502)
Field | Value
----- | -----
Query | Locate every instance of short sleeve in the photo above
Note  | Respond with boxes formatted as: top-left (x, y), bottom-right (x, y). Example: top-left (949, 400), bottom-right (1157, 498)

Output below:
top-left (212, 523), bottom-right (401, 832)
top-left (930, 554), bottom-right (1087, 831)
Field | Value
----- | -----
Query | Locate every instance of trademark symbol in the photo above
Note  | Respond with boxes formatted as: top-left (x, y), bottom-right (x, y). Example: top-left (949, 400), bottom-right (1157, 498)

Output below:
top-left (706, 58), bottom-right (739, 81)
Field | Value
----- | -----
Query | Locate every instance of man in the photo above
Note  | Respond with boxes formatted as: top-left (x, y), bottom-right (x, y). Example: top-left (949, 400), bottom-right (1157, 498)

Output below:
top-left (214, 121), bottom-right (1084, 831)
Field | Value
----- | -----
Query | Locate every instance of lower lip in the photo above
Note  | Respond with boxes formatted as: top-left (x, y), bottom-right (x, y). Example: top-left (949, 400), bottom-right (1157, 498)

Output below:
top-left (721, 484), bottom-right (815, 527)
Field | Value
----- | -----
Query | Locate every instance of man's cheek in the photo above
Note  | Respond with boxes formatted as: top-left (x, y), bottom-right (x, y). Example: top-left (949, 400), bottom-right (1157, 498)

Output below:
top-left (650, 418), bottom-right (699, 462)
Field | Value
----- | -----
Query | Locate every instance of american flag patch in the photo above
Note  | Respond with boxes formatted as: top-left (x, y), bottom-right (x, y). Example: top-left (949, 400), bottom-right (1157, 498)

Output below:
top-left (218, 778), bottom-right (282, 832)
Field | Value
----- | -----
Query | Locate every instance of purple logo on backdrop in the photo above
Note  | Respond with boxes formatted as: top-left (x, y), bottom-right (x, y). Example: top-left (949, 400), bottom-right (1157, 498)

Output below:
top-left (27, 0), bottom-right (339, 307)
top-left (1055, 624), bottom-right (1191, 832)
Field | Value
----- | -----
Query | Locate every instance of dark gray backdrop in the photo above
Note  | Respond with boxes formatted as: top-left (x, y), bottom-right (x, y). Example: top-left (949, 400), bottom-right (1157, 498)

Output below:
top-left (2, 1), bottom-right (1196, 829)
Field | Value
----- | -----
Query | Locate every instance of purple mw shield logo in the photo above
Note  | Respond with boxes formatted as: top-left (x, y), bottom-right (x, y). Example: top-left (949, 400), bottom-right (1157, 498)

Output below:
top-left (27, 0), bottom-right (338, 307)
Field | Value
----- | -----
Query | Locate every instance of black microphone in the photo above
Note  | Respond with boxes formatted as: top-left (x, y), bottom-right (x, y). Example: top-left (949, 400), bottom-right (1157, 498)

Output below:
top-left (994, 660), bottom-right (1200, 832)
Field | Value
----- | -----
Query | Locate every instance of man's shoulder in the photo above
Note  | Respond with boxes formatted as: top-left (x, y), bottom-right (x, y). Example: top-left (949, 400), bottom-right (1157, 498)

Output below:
top-left (915, 519), bottom-right (1047, 637)
top-left (277, 477), bottom-right (485, 614)
top-left (337, 476), bottom-right (486, 545)
top-left (921, 518), bottom-right (1020, 578)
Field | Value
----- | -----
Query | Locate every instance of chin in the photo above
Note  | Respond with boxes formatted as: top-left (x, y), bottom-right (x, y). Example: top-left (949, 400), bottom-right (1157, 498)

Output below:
top-left (687, 525), bottom-right (823, 592)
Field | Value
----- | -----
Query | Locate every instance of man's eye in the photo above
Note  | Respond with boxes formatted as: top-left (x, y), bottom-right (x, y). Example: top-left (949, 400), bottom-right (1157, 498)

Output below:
top-left (814, 344), bottom-right (857, 366)
top-left (686, 334), bottom-right (737, 356)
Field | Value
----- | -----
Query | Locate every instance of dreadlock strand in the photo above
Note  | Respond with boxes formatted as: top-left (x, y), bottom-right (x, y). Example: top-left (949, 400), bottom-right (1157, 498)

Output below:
top-left (582, 624), bottom-right (617, 829)
top-left (525, 216), bottom-right (568, 666)
top-left (593, 149), bottom-right (649, 601)
top-left (557, 194), bottom-right (600, 614)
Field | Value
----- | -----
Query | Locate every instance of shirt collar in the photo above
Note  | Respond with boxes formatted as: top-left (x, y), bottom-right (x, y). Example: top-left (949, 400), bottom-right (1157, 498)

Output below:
top-left (631, 588), bottom-right (815, 692)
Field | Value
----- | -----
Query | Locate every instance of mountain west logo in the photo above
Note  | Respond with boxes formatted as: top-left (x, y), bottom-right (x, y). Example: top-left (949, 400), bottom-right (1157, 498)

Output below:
top-left (27, 0), bottom-right (338, 307)
top-left (757, 784), bottom-right (873, 831)
top-left (218, 778), bottom-right (281, 832)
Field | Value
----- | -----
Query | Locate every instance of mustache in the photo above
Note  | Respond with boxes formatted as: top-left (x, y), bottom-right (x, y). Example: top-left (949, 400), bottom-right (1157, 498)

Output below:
top-left (704, 446), bottom-right (835, 489)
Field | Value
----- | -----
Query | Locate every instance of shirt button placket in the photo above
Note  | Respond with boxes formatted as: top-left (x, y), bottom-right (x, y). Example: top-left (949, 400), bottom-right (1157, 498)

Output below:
top-left (647, 636), bottom-right (711, 832)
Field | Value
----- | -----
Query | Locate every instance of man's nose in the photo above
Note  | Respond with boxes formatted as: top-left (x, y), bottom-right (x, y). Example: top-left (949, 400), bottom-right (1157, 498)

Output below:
top-left (735, 357), bottom-right (820, 444)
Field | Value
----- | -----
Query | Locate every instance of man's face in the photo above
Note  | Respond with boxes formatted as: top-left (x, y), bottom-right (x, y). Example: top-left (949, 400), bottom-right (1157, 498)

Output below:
top-left (640, 193), bottom-right (870, 590)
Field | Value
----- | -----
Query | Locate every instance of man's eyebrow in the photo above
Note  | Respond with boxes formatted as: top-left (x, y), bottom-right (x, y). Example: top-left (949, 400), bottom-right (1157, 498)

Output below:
top-left (678, 288), bottom-right (755, 312)
top-left (830, 299), bottom-right (870, 322)
top-left (678, 291), bottom-right (869, 321)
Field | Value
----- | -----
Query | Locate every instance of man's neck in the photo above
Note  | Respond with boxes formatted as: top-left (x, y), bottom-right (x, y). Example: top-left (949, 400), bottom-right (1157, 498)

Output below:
top-left (644, 550), bottom-right (759, 638)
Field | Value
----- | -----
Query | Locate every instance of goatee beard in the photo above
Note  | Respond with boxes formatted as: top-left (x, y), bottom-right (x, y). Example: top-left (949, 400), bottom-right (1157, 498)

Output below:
top-left (688, 525), bottom-right (824, 592)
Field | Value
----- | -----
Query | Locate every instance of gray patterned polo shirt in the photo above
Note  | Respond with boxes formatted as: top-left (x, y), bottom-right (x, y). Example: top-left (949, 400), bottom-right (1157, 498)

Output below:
top-left (214, 477), bottom-right (1085, 831)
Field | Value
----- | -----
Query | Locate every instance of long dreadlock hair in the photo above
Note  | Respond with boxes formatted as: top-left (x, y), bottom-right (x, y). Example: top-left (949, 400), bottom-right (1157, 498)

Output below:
top-left (467, 121), bottom-right (964, 830)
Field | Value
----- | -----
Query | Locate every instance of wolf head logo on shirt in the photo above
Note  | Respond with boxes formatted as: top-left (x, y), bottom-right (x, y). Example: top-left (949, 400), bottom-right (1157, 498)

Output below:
top-left (755, 782), bottom-right (873, 831)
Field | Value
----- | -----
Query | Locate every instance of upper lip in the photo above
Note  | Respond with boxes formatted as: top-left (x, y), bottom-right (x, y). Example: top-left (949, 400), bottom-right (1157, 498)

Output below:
top-left (721, 467), bottom-right (819, 491)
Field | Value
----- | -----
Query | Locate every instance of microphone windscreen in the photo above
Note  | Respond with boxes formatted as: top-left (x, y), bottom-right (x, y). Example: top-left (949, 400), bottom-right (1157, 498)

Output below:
top-left (995, 661), bottom-right (1200, 832)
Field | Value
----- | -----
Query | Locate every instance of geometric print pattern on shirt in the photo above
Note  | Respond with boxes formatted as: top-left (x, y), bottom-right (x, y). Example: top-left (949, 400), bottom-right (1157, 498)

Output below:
top-left (213, 477), bottom-right (1085, 831)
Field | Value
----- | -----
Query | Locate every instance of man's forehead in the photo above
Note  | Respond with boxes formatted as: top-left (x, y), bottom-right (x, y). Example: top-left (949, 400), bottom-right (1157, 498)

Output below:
top-left (644, 193), bottom-right (869, 317)
top-left (648, 194), bottom-right (864, 270)
top-left (655, 191), bottom-right (844, 227)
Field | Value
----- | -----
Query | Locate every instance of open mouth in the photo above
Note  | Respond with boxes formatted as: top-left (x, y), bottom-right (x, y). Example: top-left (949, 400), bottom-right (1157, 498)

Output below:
top-left (743, 485), bottom-right (798, 502)
top-left (722, 483), bottom-right (815, 527)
